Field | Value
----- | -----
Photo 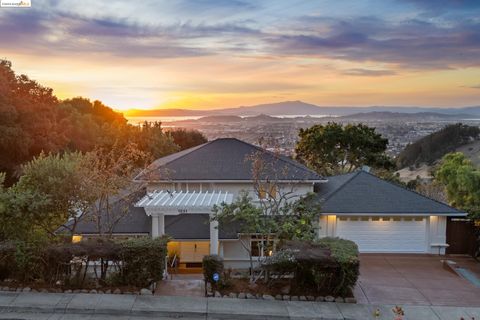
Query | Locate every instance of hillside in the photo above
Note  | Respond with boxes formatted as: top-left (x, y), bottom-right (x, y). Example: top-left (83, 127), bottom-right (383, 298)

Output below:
top-left (396, 123), bottom-right (480, 169)
top-left (124, 101), bottom-right (480, 117)
top-left (340, 111), bottom-right (475, 121)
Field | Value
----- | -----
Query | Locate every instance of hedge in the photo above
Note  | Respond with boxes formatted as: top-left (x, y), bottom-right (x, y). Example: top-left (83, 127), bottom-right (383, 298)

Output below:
top-left (202, 254), bottom-right (224, 291)
top-left (263, 237), bottom-right (359, 296)
top-left (0, 236), bottom-right (168, 288)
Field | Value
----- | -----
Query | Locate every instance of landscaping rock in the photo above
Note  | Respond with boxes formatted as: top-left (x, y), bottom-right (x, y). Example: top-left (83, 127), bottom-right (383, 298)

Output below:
top-left (299, 296), bottom-right (307, 301)
top-left (97, 290), bottom-right (104, 294)
top-left (237, 292), bottom-right (246, 299)
top-left (89, 289), bottom-right (97, 294)
top-left (64, 289), bottom-right (72, 293)
top-left (290, 296), bottom-right (299, 301)
top-left (73, 289), bottom-right (81, 293)
top-left (282, 295), bottom-right (290, 301)
top-left (307, 296), bottom-right (315, 301)
top-left (80, 289), bottom-right (88, 293)
top-left (214, 291), bottom-right (221, 298)
top-left (222, 295), bottom-right (229, 298)
top-left (140, 288), bottom-right (152, 295)
top-left (263, 294), bottom-right (275, 300)
top-left (15, 288), bottom-right (22, 292)
top-left (246, 293), bottom-right (255, 299)
top-left (335, 297), bottom-right (344, 303)
top-left (113, 288), bottom-right (121, 294)
top-left (105, 289), bottom-right (112, 294)
top-left (22, 287), bottom-right (31, 292)
top-left (229, 292), bottom-right (237, 298)
top-left (275, 294), bottom-right (282, 300)
top-left (315, 296), bottom-right (324, 302)
top-left (280, 285), bottom-right (290, 295)
top-left (345, 297), bottom-right (357, 304)
top-left (325, 295), bottom-right (335, 302)
top-left (9, 287), bottom-right (16, 292)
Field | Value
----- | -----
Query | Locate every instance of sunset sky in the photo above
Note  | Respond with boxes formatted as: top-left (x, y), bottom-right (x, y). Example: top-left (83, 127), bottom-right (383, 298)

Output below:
top-left (1, 0), bottom-right (479, 111)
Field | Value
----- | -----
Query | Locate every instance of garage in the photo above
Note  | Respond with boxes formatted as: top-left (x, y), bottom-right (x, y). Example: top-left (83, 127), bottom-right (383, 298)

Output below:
top-left (336, 216), bottom-right (428, 253)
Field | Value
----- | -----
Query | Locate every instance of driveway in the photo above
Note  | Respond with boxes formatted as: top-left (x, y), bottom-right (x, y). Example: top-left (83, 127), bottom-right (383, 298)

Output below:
top-left (355, 254), bottom-right (480, 306)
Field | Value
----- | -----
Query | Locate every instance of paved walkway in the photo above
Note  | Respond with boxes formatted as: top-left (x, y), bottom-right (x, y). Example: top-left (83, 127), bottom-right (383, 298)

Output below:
top-left (356, 254), bottom-right (480, 306)
top-left (1, 291), bottom-right (480, 320)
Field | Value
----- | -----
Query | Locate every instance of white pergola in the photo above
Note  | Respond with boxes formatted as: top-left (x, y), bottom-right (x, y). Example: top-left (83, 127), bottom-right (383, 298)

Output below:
top-left (135, 190), bottom-right (234, 254)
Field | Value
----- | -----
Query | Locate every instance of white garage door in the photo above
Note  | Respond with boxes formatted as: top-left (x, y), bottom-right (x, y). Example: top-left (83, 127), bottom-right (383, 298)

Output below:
top-left (336, 217), bottom-right (427, 253)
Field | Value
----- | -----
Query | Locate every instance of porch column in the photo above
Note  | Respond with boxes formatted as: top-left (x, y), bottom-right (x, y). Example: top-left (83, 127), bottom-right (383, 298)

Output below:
top-left (158, 213), bottom-right (165, 236)
top-left (210, 216), bottom-right (219, 255)
top-left (152, 215), bottom-right (159, 238)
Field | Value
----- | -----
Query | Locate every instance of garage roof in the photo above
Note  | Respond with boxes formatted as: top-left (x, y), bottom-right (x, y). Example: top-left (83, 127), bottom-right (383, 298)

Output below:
top-left (318, 170), bottom-right (466, 216)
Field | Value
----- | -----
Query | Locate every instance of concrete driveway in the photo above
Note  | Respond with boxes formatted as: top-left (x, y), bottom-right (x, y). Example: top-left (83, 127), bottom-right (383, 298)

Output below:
top-left (355, 254), bottom-right (480, 307)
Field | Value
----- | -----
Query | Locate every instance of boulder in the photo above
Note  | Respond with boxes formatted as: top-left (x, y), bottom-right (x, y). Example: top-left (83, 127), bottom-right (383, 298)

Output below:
top-left (89, 289), bottom-right (97, 294)
top-left (335, 297), bottom-right (344, 303)
top-left (246, 293), bottom-right (255, 299)
top-left (214, 291), bottom-right (221, 298)
top-left (113, 288), bottom-right (121, 294)
top-left (237, 292), bottom-right (246, 299)
top-left (290, 296), bottom-right (299, 301)
top-left (282, 295), bottom-right (290, 301)
top-left (325, 296), bottom-right (335, 302)
top-left (275, 294), bottom-right (282, 300)
top-left (299, 296), bottom-right (307, 301)
top-left (263, 294), bottom-right (275, 300)
top-left (22, 287), bottom-right (31, 292)
top-left (80, 289), bottom-right (88, 293)
top-left (105, 289), bottom-right (112, 294)
top-left (229, 292), bottom-right (237, 298)
top-left (315, 296), bottom-right (324, 302)
top-left (64, 289), bottom-right (72, 293)
top-left (307, 296), bottom-right (315, 301)
top-left (140, 288), bottom-right (152, 295)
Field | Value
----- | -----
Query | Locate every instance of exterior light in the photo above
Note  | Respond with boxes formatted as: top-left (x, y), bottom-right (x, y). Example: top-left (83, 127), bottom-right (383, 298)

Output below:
top-left (72, 235), bottom-right (82, 243)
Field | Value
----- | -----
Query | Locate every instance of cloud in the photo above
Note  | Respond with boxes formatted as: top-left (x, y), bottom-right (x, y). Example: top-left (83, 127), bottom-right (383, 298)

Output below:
top-left (265, 16), bottom-right (480, 69)
top-left (462, 84), bottom-right (480, 89)
top-left (342, 68), bottom-right (396, 76)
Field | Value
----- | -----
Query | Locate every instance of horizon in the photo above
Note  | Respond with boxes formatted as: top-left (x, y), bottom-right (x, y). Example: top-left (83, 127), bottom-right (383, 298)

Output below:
top-left (2, 0), bottom-right (480, 111)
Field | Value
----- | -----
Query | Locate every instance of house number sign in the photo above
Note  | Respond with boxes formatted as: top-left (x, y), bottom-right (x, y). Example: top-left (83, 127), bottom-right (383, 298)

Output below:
top-left (178, 208), bottom-right (188, 213)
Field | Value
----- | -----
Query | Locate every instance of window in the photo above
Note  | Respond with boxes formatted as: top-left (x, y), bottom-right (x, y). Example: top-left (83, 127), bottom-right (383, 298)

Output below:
top-left (258, 184), bottom-right (277, 199)
top-left (371, 217), bottom-right (380, 221)
top-left (250, 235), bottom-right (275, 257)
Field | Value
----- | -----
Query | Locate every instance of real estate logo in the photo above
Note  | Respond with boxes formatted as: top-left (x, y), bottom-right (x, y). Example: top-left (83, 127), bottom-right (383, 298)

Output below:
top-left (1, 0), bottom-right (31, 7)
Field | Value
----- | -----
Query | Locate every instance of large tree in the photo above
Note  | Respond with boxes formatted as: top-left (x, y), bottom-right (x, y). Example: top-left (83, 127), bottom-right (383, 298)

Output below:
top-left (435, 152), bottom-right (480, 218)
top-left (295, 122), bottom-right (393, 176)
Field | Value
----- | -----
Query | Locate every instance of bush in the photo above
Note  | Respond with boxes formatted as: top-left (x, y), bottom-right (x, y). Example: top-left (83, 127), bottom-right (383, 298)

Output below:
top-left (263, 238), bottom-right (359, 296)
top-left (120, 237), bottom-right (168, 287)
top-left (0, 236), bottom-right (168, 288)
top-left (202, 254), bottom-right (224, 290)
top-left (316, 237), bottom-right (359, 296)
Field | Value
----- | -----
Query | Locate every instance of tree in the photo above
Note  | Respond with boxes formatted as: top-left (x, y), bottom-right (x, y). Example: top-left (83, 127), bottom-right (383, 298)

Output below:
top-left (212, 147), bottom-right (321, 282)
top-left (81, 142), bottom-right (150, 237)
top-left (167, 128), bottom-right (207, 150)
top-left (13, 152), bottom-right (91, 237)
top-left (435, 152), bottom-right (480, 218)
top-left (295, 123), bottom-right (393, 176)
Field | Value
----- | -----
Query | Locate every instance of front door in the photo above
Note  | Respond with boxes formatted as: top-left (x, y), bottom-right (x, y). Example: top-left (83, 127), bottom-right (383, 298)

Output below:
top-left (179, 241), bottom-right (210, 262)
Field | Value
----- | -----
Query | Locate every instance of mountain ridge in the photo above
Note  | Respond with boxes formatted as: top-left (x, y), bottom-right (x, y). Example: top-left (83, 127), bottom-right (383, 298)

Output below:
top-left (124, 100), bottom-right (480, 117)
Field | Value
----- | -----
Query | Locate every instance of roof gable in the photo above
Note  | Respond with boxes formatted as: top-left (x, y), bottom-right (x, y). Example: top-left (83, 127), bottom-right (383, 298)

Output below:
top-left (136, 138), bottom-right (323, 182)
top-left (320, 171), bottom-right (465, 215)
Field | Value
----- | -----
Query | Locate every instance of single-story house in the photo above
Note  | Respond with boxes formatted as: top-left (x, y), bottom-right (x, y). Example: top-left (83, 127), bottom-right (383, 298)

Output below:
top-left (73, 138), bottom-right (466, 269)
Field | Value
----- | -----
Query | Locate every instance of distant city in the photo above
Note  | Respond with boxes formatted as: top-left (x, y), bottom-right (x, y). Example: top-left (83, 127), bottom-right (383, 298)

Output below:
top-left (126, 101), bottom-right (480, 156)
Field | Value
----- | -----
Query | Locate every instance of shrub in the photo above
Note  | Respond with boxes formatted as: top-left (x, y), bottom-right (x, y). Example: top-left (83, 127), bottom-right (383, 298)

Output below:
top-left (316, 237), bottom-right (359, 296)
top-left (263, 238), bottom-right (359, 296)
top-left (202, 254), bottom-right (224, 290)
top-left (120, 236), bottom-right (168, 287)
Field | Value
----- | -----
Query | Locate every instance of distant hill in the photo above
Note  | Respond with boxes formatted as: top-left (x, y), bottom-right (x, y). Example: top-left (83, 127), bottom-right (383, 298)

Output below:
top-left (340, 111), bottom-right (476, 120)
top-left (124, 101), bottom-right (480, 117)
top-left (197, 115), bottom-right (243, 122)
top-left (396, 123), bottom-right (480, 169)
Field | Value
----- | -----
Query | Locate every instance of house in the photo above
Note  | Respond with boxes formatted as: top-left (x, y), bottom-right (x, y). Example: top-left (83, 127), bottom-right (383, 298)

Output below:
top-left (73, 138), bottom-right (465, 270)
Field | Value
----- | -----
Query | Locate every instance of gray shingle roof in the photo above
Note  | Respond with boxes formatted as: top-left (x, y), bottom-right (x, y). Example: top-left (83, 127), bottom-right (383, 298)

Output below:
top-left (135, 138), bottom-right (323, 182)
top-left (73, 207), bottom-right (240, 239)
top-left (318, 170), bottom-right (465, 215)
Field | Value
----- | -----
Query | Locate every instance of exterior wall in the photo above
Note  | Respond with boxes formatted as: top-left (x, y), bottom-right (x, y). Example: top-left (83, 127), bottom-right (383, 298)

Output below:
top-left (427, 216), bottom-right (448, 254)
top-left (221, 237), bottom-right (262, 269)
top-left (318, 214), bottom-right (449, 255)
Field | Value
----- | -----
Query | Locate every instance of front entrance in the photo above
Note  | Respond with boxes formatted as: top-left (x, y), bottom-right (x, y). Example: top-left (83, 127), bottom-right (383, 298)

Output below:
top-left (167, 241), bottom-right (209, 273)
